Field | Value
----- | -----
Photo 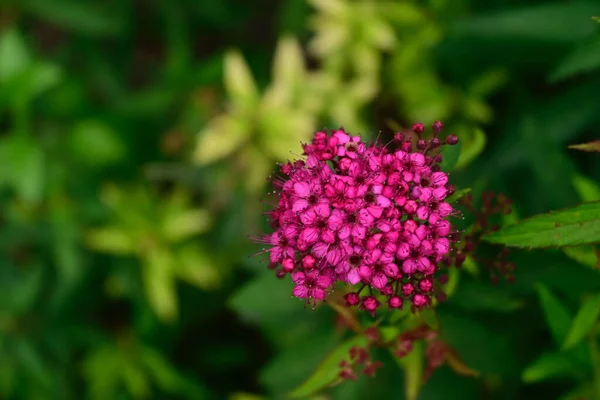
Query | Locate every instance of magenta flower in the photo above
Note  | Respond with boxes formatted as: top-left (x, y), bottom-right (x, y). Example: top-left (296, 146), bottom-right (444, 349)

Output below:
top-left (256, 122), bottom-right (458, 311)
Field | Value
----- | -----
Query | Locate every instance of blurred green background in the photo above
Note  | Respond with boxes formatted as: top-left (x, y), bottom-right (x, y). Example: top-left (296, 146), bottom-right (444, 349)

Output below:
top-left (1, 0), bottom-right (600, 399)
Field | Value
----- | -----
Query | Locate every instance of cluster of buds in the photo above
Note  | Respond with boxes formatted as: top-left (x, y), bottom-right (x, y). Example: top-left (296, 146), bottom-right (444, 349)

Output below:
top-left (393, 324), bottom-right (451, 381)
top-left (256, 122), bottom-right (461, 314)
top-left (448, 191), bottom-right (515, 283)
top-left (338, 345), bottom-right (384, 381)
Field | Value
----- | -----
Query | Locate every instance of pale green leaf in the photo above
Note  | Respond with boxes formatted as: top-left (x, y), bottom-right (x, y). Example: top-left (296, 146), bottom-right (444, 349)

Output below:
top-left (143, 248), bottom-right (178, 322)
top-left (569, 140), bottom-right (600, 152)
top-left (484, 201), bottom-right (600, 248)
top-left (260, 109), bottom-right (313, 161)
top-left (85, 228), bottom-right (136, 255)
top-left (224, 50), bottom-right (259, 109)
top-left (563, 294), bottom-right (600, 349)
top-left (175, 245), bottom-right (220, 290)
top-left (162, 209), bottom-right (211, 242)
top-left (271, 36), bottom-right (305, 97)
top-left (194, 116), bottom-right (251, 165)
top-left (289, 336), bottom-right (368, 398)
top-left (398, 340), bottom-right (423, 400)
top-left (69, 120), bottom-right (125, 166)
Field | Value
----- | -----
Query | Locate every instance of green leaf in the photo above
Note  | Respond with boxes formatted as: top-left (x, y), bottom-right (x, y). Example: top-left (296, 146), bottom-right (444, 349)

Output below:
top-left (85, 227), bottom-right (136, 255)
top-left (456, 128), bottom-right (486, 169)
top-left (194, 116), bottom-right (251, 165)
top-left (445, 188), bottom-right (471, 204)
top-left (143, 248), bottom-right (178, 322)
top-left (522, 351), bottom-right (577, 383)
top-left (563, 245), bottom-right (600, 269)
top-left (417, 308), bottom-right (439, 330)
top-left (440, 140), bottom-right (461, 171)
top-left (0, 28), bottom-right (31, 83)
top-left (161, 209), bottom-right (212, 242)
top-left (594, 16), bottom-right (600, 23)
top-left (535, 284), bottom-right (572, 345)
top-left (449, 280), bottom-right (523, 312)
top-left (224, 50), bottom-right (259, 110)
top-left (69, 120), bottom-right (126, 166)
top-left (0, 136), bottom-right (45, 204)
top-left (563, 294), bottom-right (600, 349)
top-left (569, 140), bottom-right (600, 152)
top-left (550, 36), bottom-right (600, 82)
top-left (572, 174), bottom-right (600, 201)
top-left (484, 201), bottom-right (600, 248)
top-left (289, 335), bottom-right (368, 398)
top-left (175, 245), bottom-right (221, 290)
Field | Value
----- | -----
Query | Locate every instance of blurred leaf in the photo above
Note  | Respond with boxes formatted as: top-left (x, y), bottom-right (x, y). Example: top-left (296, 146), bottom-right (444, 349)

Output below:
top-left (397, 340), bottom-right (423, 400)
top-left (443, 266), bottom-right (460, 298)
top-left (270, 36), bottom-right (305, 102)
top-left (563, 245), bottom-right (600, 269)
top-left (14, 340), bottom-right (52, 388)
top-left (440, 140), bottom-right (461, 171)
top-left (446, 188), bottom-right (471, 204)
top-left (0, 136), bottom-right (45, 204)
top-left (1, 266), bottom-right (43, 315)
top-left (550, 36), bottom-right (600, 82)
top-left (535, 283), bottom-right (572, 345)
top-left (69, 120), bottom-right (126, 166)
top-left (224, 50), bottom-right (259, 109)
top-left (522, 352), bottom-right (577, 383)
top-left (162, 209), bottom-right (212, 242)
top-left (456, 128), bottom-right (486, 169)
top-left (563, 294), bottom-right (600, 349)
top-left (289, 335), bottom-right (368, 398)
top-left (453, 1), bottom-right (599, 43)
top-left (24, 0), bottom-right (124, 36)
top-left (594, 16), bottom-right (600, 23)
top-left (559, 382), bottom-right (595, 400)
top-left (0, 28), bottom-right (31, 83)
top-left (85, 227), bottom-right (136, 255)
top-left (569, 140), bottom-right (600, 152)
top-left (573, 174), bottom-right (600, 201)
top-left (194, 116), bottom-right (251, 165)
top-left (143, 248), bottom-right (178, 322)
top-left (445, 350), bottom-right (480, 378)
top-left (120, 357), bottom-right (150, 399)
top-left (484, 202), bottom-right (600, 248)
top-left (259, 109), bottom-right (313, 161)
top-left (175, 245), bottom-right (220, 290)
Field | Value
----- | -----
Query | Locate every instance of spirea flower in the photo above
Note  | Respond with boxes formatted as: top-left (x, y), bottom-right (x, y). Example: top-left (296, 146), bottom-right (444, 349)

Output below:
top-left (255, 122), bottom-right (459, 313)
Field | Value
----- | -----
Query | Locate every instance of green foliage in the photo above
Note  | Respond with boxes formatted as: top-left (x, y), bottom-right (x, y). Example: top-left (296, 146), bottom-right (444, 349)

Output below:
top-left (484, 202), bottom-right (600, 247)
top-left (2, 0), bottom-right (600, 399)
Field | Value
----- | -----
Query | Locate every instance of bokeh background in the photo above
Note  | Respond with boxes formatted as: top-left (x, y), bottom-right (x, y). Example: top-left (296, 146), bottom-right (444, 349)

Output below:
top-left (1, 0), bottom-right (600, 399)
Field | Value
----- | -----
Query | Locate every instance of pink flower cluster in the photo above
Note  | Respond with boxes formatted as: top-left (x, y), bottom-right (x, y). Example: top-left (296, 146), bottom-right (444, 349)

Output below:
top-left (259, 122), bottom-right (458, 314)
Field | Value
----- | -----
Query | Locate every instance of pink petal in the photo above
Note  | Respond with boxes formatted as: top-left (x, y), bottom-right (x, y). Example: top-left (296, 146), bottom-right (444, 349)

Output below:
top-left (294, 182), bottom-right (311, 198)
top-left (293, 285), bottom-right (308, 298)
top-left (347, 268), bottom-right (361, 284)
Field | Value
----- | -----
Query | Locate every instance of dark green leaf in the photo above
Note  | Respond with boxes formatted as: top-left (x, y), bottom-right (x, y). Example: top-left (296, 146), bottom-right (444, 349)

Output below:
top-left (446, 188), bottom-right (471, 204)
top-left (440, 140), bottom-right (461, 171)
top-left (522, 352), bottom-right (577, 383)
top-left (535, 284), bottom-right (573, 345)
top-left (563, 294), bottom-right (600, 349)
top-left (550, 36), bottom-right (600, 82)
top-left (484, 201), bottom-right (600, 248)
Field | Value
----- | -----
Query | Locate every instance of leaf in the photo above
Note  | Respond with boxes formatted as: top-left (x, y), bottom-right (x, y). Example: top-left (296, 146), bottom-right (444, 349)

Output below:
top-left (569, 140), bottom-right (600, 152)
top-left (69, 120), bottom-right (126, 166)
top-left (563, 294), bottom-right (600, 349)
top-left (483, 201), bottom-right (600, 248)
top-left (161, 209), bottom-right (212, 242)
top-left (194, 116), bottom-right (251, 165)
top-left (270, 36), bottom-right (305, 98)
top-left (563, 245), bottom-right (600, 269)
top-left (143, 248), bottom-right (178, 322)
top-left (456, 128), bottom-right (486, 169)
top-left (522, 352), bottom-right (577, 383)
top-left (440, 140), bottom-right (461, 171)
top-left (85, 227), bottom-right (136, 255)
top-left (449, 280), bottom-right (523, 312)
top-left (535, 284), bottom-right (572, 345)
top-left (0, 136), bottom-right (45, 204)
top-left (224, 50), bottom-right (259, 110)
top-left (174, 245), bottom-right (220, 290)
top-left (289, 336), bottom-right (368, 398)
top-left (572, 174), bottom-right (600, 201)
top-left (445, 350), bottom-right (480, 378)
top-left (594, 16), bottom-right (600, 23)
top-left (550, 36), bottom-right (600, 82)
top-left (446, 188), bottom-right (471, 204)
top-left (0, 28), bottom-right (31, 83)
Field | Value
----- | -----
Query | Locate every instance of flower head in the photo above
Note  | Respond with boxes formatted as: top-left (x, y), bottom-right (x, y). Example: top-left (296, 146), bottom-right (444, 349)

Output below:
top-left (256, 123), bottom-right (458, 311)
